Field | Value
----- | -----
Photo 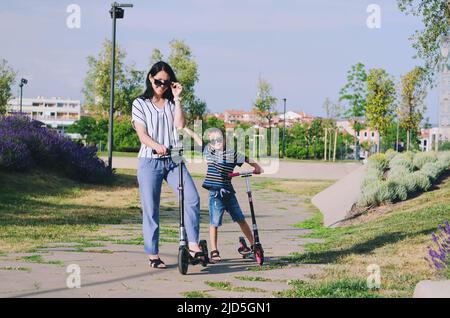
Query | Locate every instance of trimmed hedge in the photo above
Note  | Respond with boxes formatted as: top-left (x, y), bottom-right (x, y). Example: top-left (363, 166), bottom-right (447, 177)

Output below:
top-left (358, 150), bottom-right (450, 207)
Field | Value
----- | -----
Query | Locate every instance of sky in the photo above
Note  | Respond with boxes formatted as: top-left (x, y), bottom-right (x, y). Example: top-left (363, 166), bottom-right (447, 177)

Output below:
top-left (0, 0), bottom-right (441, 124)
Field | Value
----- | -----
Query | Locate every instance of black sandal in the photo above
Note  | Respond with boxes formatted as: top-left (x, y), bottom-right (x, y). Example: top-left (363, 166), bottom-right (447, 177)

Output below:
top-left (149, 258), bottom-right (166, 269)
top-left (189, 250), bottom-right (206, 264)
top-left (210, 250), bottom-right (221, 263)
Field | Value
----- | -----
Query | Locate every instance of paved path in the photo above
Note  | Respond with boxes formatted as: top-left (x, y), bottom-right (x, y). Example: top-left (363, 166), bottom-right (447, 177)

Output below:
top-left (0, 178), bottom-right (323, 298)
top-left (104, 156), bottom-right (361, 180)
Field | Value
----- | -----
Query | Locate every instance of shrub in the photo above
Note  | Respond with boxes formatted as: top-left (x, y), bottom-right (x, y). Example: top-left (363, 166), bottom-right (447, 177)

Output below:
top-left (413, 152), bottom-right (437, 170)
top-left (359, 151), bottom-right (449, 208)
top-left (437, 151), bottom-right (450, 168)
top-left (0, 116), bottom-right (112, 183)
top-left (361, 167), bottom-right (383, 188)
top-left (413, 171), bottom-right (432, 191)
top-left (421, 162), bottom-right (443, 181)
top-left (0, 134), bottom-right (33, 170)
top-left (385, 149), bottom-right (398, 162)
top-left (367, 153), bottom-right (388, 172)
top-left (386, 180), bottom-right (408, 201)
top-left (389, 153), bottom-right (414, 172)
top-left (358, 180), bottom-right (396, 207)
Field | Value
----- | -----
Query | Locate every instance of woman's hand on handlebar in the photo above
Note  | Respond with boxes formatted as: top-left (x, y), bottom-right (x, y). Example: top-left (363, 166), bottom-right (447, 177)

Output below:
top-left (252, 164), bottom-right (264, 175)
top-left (153, 144), bottom-right (168, 155)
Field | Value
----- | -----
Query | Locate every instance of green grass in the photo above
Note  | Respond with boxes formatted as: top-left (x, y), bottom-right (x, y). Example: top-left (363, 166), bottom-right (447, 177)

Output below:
top-left (204, 281), bottom-right (266, 293)
top-left (234, 275), bottom-right (272, 282)
top-left (286, 173), bottom-right (450, 297)
top-left (0, 266), bottom-right (31, 272)
top-left (0, 168), bottom-right (176, 254)
top-left (182, 291), bottom-right (214, 298)
top-left (276, 279), bottom-right (381, 298)
top-left (20, 254), bottom-right (64, 266)
top-left (97, 151), bottom-right (138, 157)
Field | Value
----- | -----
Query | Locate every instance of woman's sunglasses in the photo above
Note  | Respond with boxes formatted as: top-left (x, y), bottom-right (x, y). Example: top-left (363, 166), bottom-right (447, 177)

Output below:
top-left (153, 78), bottom-right (172, 88)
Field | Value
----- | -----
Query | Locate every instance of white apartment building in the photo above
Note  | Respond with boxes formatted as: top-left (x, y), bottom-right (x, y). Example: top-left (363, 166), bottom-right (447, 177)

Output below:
top-left (7, 96), bottom-right (81, 133)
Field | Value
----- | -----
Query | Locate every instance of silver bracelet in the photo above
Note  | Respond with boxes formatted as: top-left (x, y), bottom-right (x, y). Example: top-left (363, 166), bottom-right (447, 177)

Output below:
top-left (174, 97), bottom-right (182, 103)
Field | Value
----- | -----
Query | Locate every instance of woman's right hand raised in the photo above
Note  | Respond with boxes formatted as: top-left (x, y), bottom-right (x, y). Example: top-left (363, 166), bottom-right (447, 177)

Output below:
top-left (153, 144), bottom-right (168, 155)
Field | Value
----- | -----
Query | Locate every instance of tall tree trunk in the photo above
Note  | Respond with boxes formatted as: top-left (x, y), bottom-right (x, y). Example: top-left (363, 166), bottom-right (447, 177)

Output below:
top-left (328, 129), bottom-right (332, 160)
top-left (407, 130), bottom-right (410, 151)
top-left (377, 130), bottom-right (381, 153)
top-left (324, 128), bottom-right (328, 161)
top-left (333, 128), bottom-right (338, 162)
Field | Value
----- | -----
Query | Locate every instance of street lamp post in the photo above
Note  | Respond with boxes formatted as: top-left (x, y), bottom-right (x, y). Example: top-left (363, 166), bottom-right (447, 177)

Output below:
top-left (108, 2), bottom-right (133, 171)
top-left (282, 98), bottom-right (287, 158)
top-left (19, 78), bottom-right (28, 114)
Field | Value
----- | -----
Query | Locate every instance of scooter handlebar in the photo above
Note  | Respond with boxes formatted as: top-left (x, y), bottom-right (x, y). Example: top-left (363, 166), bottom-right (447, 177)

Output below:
top-left (228, 171), bottom-right (258, 178)
top-left (151, 145), bottom-right (174, 155)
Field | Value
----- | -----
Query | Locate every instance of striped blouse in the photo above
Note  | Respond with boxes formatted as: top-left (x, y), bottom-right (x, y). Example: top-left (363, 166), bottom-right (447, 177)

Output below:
top-left (202, 145), bottom-right (246, 193)
top-left (131, 97), bottom-right (179, 158)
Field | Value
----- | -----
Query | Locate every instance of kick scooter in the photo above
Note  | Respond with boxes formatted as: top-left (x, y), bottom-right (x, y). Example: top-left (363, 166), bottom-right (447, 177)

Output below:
top-left (228, 171), bottom-right (264, 266)
top-left (153, 146), bottom-right (209, 274)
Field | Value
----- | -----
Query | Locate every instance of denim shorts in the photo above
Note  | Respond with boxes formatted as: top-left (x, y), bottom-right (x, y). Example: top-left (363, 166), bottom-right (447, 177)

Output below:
top-left (208, 189), bottom-right (245, 227)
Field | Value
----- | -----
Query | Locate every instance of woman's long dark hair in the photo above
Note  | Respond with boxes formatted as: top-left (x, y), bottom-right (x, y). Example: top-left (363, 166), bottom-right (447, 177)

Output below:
top-left (138, 61), bottom-right (178, 103)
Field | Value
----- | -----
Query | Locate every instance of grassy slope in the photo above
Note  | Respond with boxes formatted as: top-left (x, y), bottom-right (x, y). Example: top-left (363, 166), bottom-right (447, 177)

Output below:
top-left (0, 168), bottom-right (181, 254)
top-left (282, 173), bottom-right (450, 297)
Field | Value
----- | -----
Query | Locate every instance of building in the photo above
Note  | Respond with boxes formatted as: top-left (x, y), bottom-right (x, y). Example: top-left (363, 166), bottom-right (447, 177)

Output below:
top-left (420, 127), bottom-right (450, 151)
top-left (336, 120), bottom-right (379, 145)
top-left (223, 109), bottom-right (259, 124)
top-left (278, 111), bottom-right (315, 126)
top-left (7, 96), bottom-right (81, 133)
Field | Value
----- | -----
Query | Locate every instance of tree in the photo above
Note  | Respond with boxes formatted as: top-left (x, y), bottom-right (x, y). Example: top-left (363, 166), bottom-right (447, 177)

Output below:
top-left (323, 97), bottom-right (344, 119)
top-left (398, 66), bottom-right (428, 151)
top-left (365, 68), bottom-right (397, 152)
top-left (82, 40), bottom-right (126, 116)
top-left (115, 64), bottom-right (145, 115)
top-left (339, 62), bottom-right (368, 159)
top-left (150, 48), bottom-right (164, 66)
top-left (167, 40), bottom-right (204, 125)
top-left (0, 59), bottom-right (16, 115)
top-left (397, 0), bottom-right (450, 85)
top-left (253, 77), bottom-right (278, 127)
top-left (67, 116), bottom-right (108, 147)
top-left (114, 117), bottom-right (140, 151)
top-left (82, 40), bottom-right (144, 116)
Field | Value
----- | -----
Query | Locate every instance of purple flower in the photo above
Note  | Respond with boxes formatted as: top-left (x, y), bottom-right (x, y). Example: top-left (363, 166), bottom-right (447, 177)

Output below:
top-left (0, 115), bottom-right (111, 183)
top-left (427, 221), bottom-right (450, 274)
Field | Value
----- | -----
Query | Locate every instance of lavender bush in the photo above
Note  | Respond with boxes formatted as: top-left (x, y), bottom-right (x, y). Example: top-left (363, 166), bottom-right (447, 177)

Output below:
top-left (427, 221), bottom-right (450, 279)
top-left (0, 115), bottom-right (112, 183)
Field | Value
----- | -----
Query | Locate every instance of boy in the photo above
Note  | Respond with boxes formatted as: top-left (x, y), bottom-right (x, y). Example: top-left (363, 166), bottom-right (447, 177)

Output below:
top-left (202, 128), bottom-right (263, 263)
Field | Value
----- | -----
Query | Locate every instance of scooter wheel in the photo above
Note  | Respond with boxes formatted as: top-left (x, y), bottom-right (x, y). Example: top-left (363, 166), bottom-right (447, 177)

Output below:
top-left (199, 240), bottom-right (209, 267)
top-left (254, 245), bottom-right (264, 266)
top-left (178, 246), bottom-right (189, 275)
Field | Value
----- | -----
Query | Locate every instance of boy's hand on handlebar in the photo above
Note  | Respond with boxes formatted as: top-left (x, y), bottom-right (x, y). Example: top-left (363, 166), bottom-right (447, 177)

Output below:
top-left (154, 144), bottom-right (168, 155)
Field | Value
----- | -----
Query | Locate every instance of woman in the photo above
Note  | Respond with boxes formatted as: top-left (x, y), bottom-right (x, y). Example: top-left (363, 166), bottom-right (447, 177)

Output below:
top-left (131, 61), bottom-right (203, 269)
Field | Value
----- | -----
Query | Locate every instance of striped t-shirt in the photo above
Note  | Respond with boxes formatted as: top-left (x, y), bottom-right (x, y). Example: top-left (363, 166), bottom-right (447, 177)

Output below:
top-left (131, 97), bottom-right (179, 158)
top-left (202, 146), bottom-right (246, 193)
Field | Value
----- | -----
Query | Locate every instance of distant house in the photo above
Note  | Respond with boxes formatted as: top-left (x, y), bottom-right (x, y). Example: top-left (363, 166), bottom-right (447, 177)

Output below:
top-left (278, 111), bottom-right (315, 126)
top-left (420, 127), bottom-right (450, 151)
top-left (336, 120), bottom-right (379, 145)
top-left (223, 109), bottom-right (259, 124)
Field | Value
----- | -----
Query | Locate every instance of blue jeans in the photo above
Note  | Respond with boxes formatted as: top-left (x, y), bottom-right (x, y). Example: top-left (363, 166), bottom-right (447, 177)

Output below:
top-left (137, 158), bottom-right (200, 255)
top-left (208, 189), bottom-right (245, 227)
